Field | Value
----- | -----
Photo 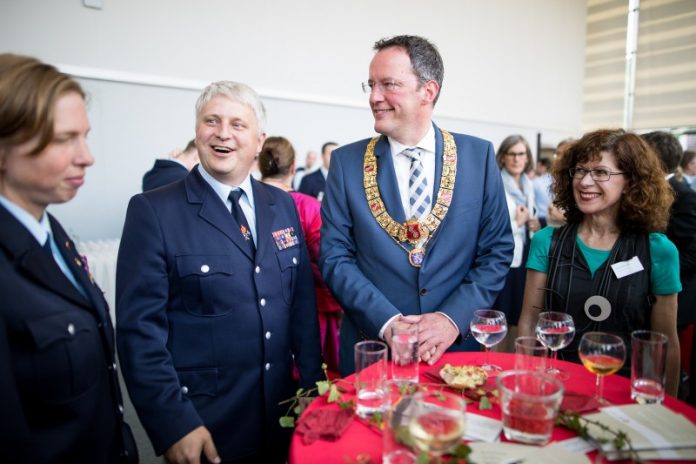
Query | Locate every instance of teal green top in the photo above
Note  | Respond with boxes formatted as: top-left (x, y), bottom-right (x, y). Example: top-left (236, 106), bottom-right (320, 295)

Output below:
top-left (526, 226), bottom-right (682, 295)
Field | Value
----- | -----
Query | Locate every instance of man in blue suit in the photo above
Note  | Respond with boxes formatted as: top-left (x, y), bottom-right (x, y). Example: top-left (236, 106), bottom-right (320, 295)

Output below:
top-left (320, 35), bottom-right (514, 375)
top-left (298, 141), bottom-right (337, 201)
top-left (117, 81), bottom-right (323, 463)
top-left (142, 139), bottom-right (199, 191)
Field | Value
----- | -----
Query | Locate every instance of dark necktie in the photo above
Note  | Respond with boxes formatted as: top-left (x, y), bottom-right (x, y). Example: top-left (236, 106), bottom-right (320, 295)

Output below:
top-left (402, 147), bottom-right (431, 220)
top-left (228, 189), bottom-right (255, 252)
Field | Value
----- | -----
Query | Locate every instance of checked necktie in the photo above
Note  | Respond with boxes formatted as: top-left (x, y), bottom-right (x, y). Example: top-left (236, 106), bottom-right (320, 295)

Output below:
top-left (228, 189), bottom-right (255, 253)
top-left (402, 147), bottom-right (431, 220)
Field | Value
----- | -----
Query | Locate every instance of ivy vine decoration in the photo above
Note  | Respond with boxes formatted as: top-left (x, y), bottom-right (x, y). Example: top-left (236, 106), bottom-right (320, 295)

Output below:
top-left (557, 410), bottom-right (640, 462)
top-left (279, 364), bottom-right (354, 428)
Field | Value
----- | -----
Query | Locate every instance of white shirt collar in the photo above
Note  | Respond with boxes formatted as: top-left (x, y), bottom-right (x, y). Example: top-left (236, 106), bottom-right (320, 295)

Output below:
top-left (197, 165), bottom-right (255, 209)
top-left (388, 124), bottom-right (436, 157)
top-left (0, 195), bottom-right (50, 245)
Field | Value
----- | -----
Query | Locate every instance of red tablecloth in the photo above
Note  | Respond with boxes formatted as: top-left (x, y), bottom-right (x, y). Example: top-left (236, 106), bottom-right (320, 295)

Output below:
top-left (289, 352), bottom-right (696, 463)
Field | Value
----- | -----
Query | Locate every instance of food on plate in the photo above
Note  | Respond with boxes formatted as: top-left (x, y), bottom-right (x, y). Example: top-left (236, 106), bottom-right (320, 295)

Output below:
top-left (439, 363), bottom-right (488, 389)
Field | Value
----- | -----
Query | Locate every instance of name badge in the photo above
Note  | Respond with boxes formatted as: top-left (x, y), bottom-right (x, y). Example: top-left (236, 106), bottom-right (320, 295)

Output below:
top-left (611, 256), bottom-right (644, 279)
top-left (272, 227), bottom-right (299, 250)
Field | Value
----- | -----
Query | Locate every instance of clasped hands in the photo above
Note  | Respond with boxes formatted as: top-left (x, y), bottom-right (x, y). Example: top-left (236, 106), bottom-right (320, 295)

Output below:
top-left (386, 313), bottom-right (459, 366)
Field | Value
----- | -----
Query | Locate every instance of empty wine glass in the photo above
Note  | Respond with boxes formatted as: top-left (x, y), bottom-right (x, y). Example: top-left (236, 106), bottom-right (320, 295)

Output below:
top-left (470, 309), bottom-right (508, 375)
top-left (578, 331), bottom-right (626, 405)
top-left (535, 311), bottom-right (575, 380)
top-left (408, 390), bottom-right (466, 461)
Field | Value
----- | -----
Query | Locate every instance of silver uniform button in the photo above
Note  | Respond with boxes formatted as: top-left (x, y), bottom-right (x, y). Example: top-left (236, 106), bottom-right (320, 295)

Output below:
top-left (260, 298), bottom-right (266, 307)
top-left (67, 323), bottom-right (75, 336)
top-left (292, 257), bottom-right (298, 265)
top-left (265, 331), bottom-right (271, 340)
top-left (201, 264), bottom-right (210, 273)
top-left (181, 386), bottom-right (189, 395)
top-left (118, 404), bottom-right (124, 414)
top-left (265, 363), bottom-right (271, 371)
top-left (255, 266), bottom-right (261, 274)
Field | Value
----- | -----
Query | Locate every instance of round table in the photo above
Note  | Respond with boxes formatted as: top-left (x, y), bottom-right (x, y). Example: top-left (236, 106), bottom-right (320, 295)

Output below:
top-left (289, 352), bottom-right (696, 463)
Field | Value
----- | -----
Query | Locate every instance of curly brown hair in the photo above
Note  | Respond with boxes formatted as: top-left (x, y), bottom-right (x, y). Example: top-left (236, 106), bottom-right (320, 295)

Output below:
top-left (551, 129), bottom-right (673, 233)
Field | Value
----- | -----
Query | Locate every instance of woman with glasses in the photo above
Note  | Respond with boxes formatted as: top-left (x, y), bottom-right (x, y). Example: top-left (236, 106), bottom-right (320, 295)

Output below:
top-left (493, 135), bottom-right (541, 349)
top-left (518, 129), bottom-right (681, 395)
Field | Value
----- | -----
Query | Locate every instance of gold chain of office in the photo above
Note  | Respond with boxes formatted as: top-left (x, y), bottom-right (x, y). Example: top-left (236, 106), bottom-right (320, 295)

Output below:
top-left (363, 129), bottom-right (457, 267)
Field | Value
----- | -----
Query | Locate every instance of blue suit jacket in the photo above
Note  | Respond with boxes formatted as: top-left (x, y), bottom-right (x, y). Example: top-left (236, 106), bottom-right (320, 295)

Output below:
top-left (319, 125), bottom-right (514, 374)
top-left (142, 159), bottom-right (189, 192)
top-left (116, 169), bottom-right (323, 459)
top-left (298, 169), bottom-right (326, 199)
top-left (0, 206), bottom-right (136, 463)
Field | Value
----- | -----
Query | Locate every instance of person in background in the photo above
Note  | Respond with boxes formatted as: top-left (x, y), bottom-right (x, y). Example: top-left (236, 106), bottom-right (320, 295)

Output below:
top-left (533, 157), bottom-right (553, 227)
top-left (142, 139), bottom-right (199, 191)
top-left (0, 53), bottom-right (137, 463)
top-left (641, 132), bottom-right (696, 403)
top-left (117, 81), bottom-right (323, 463)
top-left (518, 129), bottom-right (681, 396)
top-left (494, 135), bottom-right (541, 350)
top-left (298, 141), bottom-right (337, 201)
top-left (259, 136), bottom-right (342, 373)
top-left (320, 35), bottom-right (513, 375)
top-left (292, 149), bottom-right (318, 191)
top-left (681, 149), bottom-right (696, 191)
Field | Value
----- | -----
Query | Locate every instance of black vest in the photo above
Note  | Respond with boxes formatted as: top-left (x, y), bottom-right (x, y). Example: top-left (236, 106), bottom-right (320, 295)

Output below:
top-left (545, 224), bottom-right (653, 372)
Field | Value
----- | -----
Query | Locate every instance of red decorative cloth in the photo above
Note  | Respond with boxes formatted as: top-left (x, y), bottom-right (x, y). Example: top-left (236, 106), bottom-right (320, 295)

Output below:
top-left (295, 408), bottom-right (354, 445)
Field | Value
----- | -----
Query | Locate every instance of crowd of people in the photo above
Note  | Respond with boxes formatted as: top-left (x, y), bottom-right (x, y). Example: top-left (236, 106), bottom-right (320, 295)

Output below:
top-left (1, 32), bottom-right (694, 464)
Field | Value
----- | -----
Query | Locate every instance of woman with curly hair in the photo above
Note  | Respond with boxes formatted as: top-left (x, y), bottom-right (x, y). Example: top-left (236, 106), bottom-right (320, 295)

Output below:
top-left (518, 129), bottom-right (681, 395)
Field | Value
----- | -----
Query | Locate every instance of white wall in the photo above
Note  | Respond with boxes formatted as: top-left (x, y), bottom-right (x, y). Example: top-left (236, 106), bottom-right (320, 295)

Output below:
top-left (1, 0), bottom-right (586, 240)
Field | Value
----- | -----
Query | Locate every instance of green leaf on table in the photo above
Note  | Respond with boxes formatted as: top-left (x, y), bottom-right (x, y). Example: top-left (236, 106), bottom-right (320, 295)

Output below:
top-left (417, 451), bottom-right (430, 464)
top-left (293, 405), bottom-right (302, 415)
top-left (479, 395), bottom-right (492, 410)
top-left (316, 380), bottom-right (330, 396)
top-left (452, 443), bottom-right (472, 459)
top-left (279, 416), bottom-right (295, 428)
top-left (295, 387), bottom-right (304, 396)
top-left (338, 399), bottom-right (355, 410)
top-left (328, 384), bottom-right (341, 402)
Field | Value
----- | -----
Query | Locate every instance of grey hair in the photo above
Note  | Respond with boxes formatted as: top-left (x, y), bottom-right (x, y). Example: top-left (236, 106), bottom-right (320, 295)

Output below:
top-left (373, 35), bottom-right (444, 105)
top-left (195, 81), bottom-right (267, 134)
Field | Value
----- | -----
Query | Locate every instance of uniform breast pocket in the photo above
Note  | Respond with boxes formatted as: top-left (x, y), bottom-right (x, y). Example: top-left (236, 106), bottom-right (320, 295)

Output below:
top-left (176, 255), bottom-right (236, 316)
top-left (276, 247), bottom-right (300, 305)
top-left (26, 310), bottom-right (102, 402)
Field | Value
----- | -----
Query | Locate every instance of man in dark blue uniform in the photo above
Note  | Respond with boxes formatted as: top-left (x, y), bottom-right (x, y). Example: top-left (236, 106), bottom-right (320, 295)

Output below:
top-left (117, 81), bottom-right (323, 463)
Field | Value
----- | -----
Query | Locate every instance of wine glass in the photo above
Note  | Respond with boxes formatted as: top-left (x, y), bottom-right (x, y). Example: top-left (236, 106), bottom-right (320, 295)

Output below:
top-left (578, 332), bottom-right (626, 405)
top-left (408, 390), bottom-right (466, 461)
top-left (535, 311), bottom-right (575, 380)
top-left (470, 309), bottom-right (508, 375)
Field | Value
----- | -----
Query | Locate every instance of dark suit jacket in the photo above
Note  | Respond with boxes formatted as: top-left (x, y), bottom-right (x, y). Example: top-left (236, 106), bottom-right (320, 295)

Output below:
top-left (117, 169), bottom-right (323, 460)
top-left (298, 169), bottom-right (326, 199)
top-left (142, 159), bottom-right (189, 191)
top-left (668, 177), bottom-right (696, 326)
top-left (0, 206), bottom-right (136, 464)
top-left (320, 124), bottom-right (514, 374)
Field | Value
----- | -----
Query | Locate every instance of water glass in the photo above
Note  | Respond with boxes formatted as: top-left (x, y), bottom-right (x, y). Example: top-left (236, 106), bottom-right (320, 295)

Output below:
top-left (631, 330), bottom-right (668, 404)
top-left (391, 330), bottom-right (419, 385)
top-left (514, 336), bottom-right (548, 373)
top-left (354, 340), bottom-right (388, 419)
top-left (497, 370), bottom-right (564, 445)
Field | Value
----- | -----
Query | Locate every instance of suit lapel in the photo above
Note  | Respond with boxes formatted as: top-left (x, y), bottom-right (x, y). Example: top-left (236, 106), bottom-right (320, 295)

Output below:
top-left (251, 179), bottom-right (275, 262)
top-left (0, 206), bottom-right (89, 309)
top-left (188, 169), bottom-right (255, 261)
top-left (374, 136), bottom-right (407, 223)
top-left (49, 216), bottom-right (112, 325)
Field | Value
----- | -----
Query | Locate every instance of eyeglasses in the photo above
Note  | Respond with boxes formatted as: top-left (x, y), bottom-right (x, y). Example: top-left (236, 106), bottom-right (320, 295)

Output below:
top-left (569, 167), bottom-right (625, 182)
top-left (361, 78), bottom-right (424, 94)
top-left (505, 152), bottom-right (528, 158)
